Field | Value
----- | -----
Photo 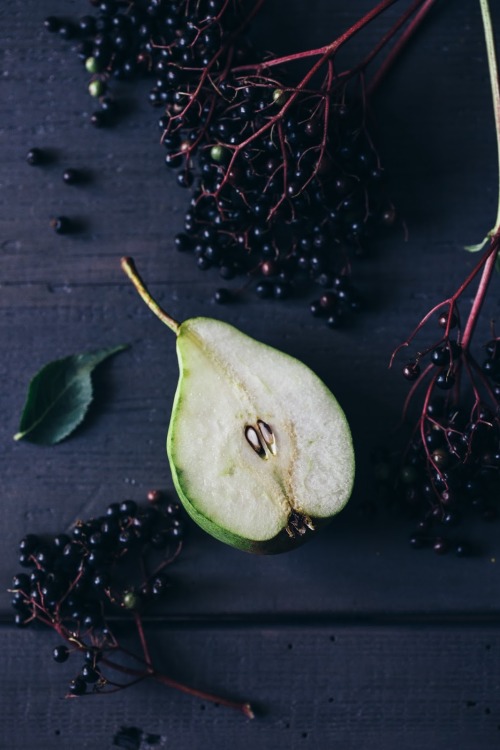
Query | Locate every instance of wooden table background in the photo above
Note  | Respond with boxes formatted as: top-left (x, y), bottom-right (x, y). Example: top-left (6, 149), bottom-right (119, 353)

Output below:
top-left (2, 1), bottom-right (500, 747)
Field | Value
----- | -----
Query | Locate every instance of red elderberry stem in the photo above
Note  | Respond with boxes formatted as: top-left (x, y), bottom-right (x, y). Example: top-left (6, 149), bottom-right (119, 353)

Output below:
top-left (233, 0), bottom-right (402, 74)
top-left (101, 652), bottom-right (254, 718)
top-left (391, 239), bottom-right (499, 365)
top-left (150, 671), bottom-right (255, 718)
top-left (134, 611), bottom-right (154, 670)
top-left (461, 234), bottom-right (500, 351)
top-left (162, 0), bottom-right (268, 134)
top-left (368, 0), bottom-right (439, 96)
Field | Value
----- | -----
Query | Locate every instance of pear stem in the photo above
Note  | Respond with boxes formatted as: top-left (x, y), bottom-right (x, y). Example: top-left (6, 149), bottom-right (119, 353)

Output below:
top-left (121, 257), bottom-right (181, 335)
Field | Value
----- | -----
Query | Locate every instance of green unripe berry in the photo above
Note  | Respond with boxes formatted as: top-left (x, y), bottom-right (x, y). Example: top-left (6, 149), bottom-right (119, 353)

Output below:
top-left (272, 88), bottom-right (287, 105)
top-left (210, 144), bottom-right (228, 163)
top-left (85, 57), bottom-right (100, 74)
top-left (122, 591), bottom-right (139, 610)
top-left (88, 79), bottom-right (105, 98)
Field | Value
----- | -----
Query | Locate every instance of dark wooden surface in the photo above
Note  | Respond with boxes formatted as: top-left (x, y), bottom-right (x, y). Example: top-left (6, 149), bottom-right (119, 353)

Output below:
top-left (2, 1), bottom-right (500, 747)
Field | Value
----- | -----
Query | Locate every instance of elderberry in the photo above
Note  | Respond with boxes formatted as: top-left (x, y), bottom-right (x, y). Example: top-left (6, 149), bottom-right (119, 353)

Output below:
top-left (44, 0), bottom-right (394, 324)
top-left (10, 489), bottom-right (186, 698)
top-left (53, 645), bottom-right (70, 663)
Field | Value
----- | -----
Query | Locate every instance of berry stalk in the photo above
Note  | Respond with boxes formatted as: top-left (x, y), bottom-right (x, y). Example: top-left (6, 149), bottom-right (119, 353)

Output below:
top-left (381, 0), bottom-right (500, 556)
top-left (9, 492), bottom-right (254, 717)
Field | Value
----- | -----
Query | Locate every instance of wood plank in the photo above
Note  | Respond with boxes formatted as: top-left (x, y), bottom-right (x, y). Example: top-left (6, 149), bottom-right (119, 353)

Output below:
top-left (1, 623), bottom-right (500, 750)
top-left (2, 0), bottom-right (500, 619)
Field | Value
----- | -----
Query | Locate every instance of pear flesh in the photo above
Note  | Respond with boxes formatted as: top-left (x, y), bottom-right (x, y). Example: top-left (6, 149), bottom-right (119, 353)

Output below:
top-left (121, 257), bottom-right (354, 554)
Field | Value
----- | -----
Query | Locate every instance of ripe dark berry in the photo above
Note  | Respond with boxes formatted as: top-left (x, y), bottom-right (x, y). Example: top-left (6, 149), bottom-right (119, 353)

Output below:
top-left (326, 313), bottom-right (342, 329)
top-left (431, 347), bottom-right (448, 366)
top-left (485, 339), bottom-right (500, 360)
top-left (62, 168), bottom-right (82, 184)
top-left (433, 537), bottom-right (449, 555)
top-left (151, 573), bottom-right (170, 598)
top-left (58, 21), bottom-right (77, 40)
top-left (174, 233), bottom-right (191, 252)
top-left (310, 300), bottom-right (323, 317)
top-left (26, 148), bottom-right (45, 166)
top-left (106, 502), bottom-right (121, 517)
top-left (11, 573), bottom-right (30, 590)
top-left (438, 311), bottom-right (458, 329)
top-left (214, 288), bottom-right (231, 304)
top-left (43, 16), bottom-right (61, 33)
top-left (119, 500), bottom-right (137, 517)
top-left (319, 293), bottom-right (336, 310)
top-left (50, 216), bottom-right (73, 234)
top-left (68, 677), bottom-right (87, 696)
top-left (19, 535), bottom-right (39, 555)
top-left (84, 648), bottom-right (102, 664)
top-left (167, 519), bottom-right (184, 539)
top-left (435, 371), bottom-right (455, 390)
top-left (81, 664), bottom-right (100, 683)
top-left (165, 501), bottom-right (181, 516)
top-left (53, 533), bottom-right (71, 550)
top-left (409, 532), bottom-right (429, 549)
top-left (177, 170), bottom-right (194, 188)
top-left (90, 111), bottom-right (108, 128)
top-left (273, 282), bottom-right (290, 300)
top-left (14, 612), bottom-right (30, 627)
top-left (255, 281), bottom-right (273, 299)
top-left (403, 361), bottom-right (421, 381)
top-left (53, 645), bottom-right (70, 663)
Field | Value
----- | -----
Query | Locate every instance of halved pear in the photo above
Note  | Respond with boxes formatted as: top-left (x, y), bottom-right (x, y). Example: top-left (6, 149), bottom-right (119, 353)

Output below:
top-left (122, 257), bottom-right (355, 554)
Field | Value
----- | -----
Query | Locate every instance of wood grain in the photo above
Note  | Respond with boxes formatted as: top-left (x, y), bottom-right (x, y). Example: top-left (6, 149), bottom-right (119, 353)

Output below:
top-left (1, 624), bottom-right (500, 750)
top-left (1, 0), bottom-right (500, 747)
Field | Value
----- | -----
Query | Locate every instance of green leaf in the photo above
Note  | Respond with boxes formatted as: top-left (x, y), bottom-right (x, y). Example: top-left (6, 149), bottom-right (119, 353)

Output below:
top-left (14, 345), bottom-right (128, 445)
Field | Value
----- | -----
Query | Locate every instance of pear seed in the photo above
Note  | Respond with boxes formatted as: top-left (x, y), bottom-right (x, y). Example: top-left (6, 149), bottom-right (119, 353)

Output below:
top-left (244, 425), bottom-right (267, 458)
top-left (257, 420), bottom-right (277, 455)
top-left (304, 516), bottom-right (315, 531)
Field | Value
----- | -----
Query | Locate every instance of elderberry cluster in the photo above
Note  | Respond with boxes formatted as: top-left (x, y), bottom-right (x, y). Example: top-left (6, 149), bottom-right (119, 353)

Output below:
top-left (44, 0), bottom-right (256, 127)
top-left (10, 490), bottom-right (184, 697)
top-left (44, 0), bottom-right (395, 324)
top-left (376, 330), bottom-right (500, 556)
top-left (168, 79), bottom-right (392, 323)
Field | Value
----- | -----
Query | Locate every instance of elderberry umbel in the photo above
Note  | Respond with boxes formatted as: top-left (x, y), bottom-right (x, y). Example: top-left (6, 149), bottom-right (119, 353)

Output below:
top-left (9, 489), bottom-right (253, 717)
top-left (378, 234), bottom-right (500, 556)
top-left (43, 0), bottom-right (435, 323)
top-left (44, 0), bottom-right (260, 128)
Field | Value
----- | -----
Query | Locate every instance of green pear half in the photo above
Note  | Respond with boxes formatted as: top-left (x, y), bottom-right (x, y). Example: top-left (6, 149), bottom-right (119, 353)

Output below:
top-left (122, 257), bottom-right (355, 554)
